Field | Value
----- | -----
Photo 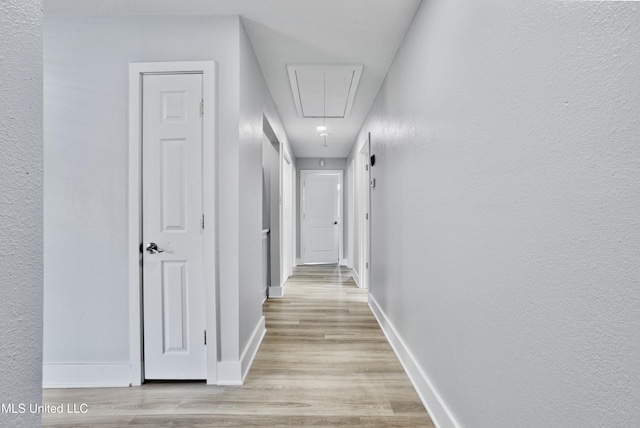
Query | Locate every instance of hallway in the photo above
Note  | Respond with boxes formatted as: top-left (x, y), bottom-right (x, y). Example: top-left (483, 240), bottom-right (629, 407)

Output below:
top-left (42, 265), bottom-right (434, 427)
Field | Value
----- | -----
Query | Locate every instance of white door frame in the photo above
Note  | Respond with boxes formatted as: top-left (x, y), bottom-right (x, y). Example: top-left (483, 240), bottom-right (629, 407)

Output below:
top-left (281, 150), bottom-right (294, 282)
top-left (128, 61), bottom-right (217, 385)
top-left (300, 169), bottom-right (344, 265)
top-left (359, 134), bottom-right (371, 290)
top-left (347, 159), bottom-right (355, 269)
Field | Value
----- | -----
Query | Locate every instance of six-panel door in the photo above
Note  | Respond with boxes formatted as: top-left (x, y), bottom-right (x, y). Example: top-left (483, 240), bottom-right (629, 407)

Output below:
top-left (142, 73), bottom-right (206, 380)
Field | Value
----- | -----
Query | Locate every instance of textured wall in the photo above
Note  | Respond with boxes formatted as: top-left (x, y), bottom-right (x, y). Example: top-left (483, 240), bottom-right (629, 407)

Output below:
top-left (0, 1), bottom-right (43, 426)
top-left (44, 15), bottom-right (240, 366)
top-left (352, 1), bottom-right (640, 426)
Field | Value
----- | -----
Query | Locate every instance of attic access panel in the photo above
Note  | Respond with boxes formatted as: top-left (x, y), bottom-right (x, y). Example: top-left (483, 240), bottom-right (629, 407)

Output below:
top-left (287, 64), bottom-right (363, 119)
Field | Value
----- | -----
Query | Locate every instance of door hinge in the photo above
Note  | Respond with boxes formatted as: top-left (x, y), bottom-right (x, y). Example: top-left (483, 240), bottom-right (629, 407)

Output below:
top-left (200, 99), bottom-right (204, 116)
top-left (366, 164), bottom-right (369, 171)
top-left (366, 213), bottom-right (369, 220)
top-left (204, 330), bottom-right (207, 345)
top-left (202, 214), bottom-right (205, 229)
top-left (366, 262), bottom-right (369, 269)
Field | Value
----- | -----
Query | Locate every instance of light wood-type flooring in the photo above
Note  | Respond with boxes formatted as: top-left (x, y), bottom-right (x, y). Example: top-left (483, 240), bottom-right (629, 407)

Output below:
top-left (43, 265), bottom-right (434, 427)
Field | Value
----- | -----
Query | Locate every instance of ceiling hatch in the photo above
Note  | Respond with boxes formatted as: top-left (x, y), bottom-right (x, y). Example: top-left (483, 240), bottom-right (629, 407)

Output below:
top-left (287, 64), bottom-right (363, 119)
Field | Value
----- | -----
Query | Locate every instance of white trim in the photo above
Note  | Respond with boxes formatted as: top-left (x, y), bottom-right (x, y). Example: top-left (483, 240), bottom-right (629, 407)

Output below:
top-left (340, 258), bottom-right (348, 266)
top-left (268, 285), bottom-right (284, 298)
top-left (347, 159), bottom-right (355, 270)
top-left (43, 363), bottom-right (131, 389)
top-left (217, 316), bottom-right (266, 385)
top-left (240, 316), bottom-right (266, 380)
top-left (296, 258), bottom-right (302, 266)
top-left (358, 135), bottom-right (371, 290)
top-left (352, 269), bottom-right (361, 288)
top-left (128, 61), bottom-right (217, 386)
top-left (369, 295), bottom-right (460, 428)
top-left (300, 169), bottom-right (344, 265)
top-left (281, 150), bottom-right (294, 285)
top-left (202, 64), bottom-right (218, 386)
top-left (217, 361), bottom-right (242, 386)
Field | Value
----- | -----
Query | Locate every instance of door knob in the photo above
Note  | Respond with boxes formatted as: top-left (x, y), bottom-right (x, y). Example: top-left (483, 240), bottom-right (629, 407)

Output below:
top-left (145, 242), bottom-right (165, 254)
top-left (334, 221), bottom-right (338, 225)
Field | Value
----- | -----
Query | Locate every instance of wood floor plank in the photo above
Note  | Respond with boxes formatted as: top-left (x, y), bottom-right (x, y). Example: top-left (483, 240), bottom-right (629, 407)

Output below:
top-left (43, 265), bottom-right (434, 427)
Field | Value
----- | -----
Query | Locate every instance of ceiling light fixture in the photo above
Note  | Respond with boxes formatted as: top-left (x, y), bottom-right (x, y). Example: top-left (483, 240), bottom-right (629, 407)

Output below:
top-left (316, 125), bottom-right (327, 132)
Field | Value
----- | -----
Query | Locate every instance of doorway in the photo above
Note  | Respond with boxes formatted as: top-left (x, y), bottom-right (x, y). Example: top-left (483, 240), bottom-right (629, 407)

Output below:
top-left (300, 170), bottom-right (343, 264)
top-left (282, 152), bottom-right (294, 280)
top-left (359, 134), bottom-right (371, 289)
top-left (128, 61), bottom-right (217, 385)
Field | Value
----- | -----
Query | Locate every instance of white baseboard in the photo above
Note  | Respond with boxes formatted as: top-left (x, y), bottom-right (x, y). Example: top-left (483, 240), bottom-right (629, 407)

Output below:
top-left (340, 258), bottom-right (348, 266)
top-left (43, 363), bottom-right (132, 388)
top-left (368, 295), bottom-right (460, 428)
top-left (217, 316), bottom-right (266, 386)
top-left (240, 316), bottom-right (265, 380)
top-left (216, 361), bottom-right (242, 386)
top-left (295, 258), bottom-right (302, 266)
top-left (268, 285), bottom-right (284, 298)
top-left (352, 269), bottom-right (361, 288)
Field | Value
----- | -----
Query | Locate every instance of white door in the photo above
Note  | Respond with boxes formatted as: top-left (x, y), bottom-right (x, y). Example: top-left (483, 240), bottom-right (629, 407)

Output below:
top-left (302, 171), bottom-right (342, 264)
top-left (142, 73), bottom-right (206, 379)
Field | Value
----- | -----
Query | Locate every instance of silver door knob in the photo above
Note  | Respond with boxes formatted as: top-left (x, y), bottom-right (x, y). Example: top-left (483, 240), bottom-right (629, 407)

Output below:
top-left (145, 243), bottom-right (165, 254)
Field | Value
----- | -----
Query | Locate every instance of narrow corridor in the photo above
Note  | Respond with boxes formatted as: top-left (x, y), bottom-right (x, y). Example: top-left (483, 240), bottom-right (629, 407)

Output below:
top-left (43, 265), bottom-right (433, 427)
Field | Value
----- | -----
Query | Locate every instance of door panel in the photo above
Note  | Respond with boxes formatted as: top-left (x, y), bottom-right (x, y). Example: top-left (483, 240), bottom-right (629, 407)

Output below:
top-left (142, 73), bottom-right (205, 379)
top-left (161, 260), bottom-right (188, 352)
top-left (302, 171), bottom-right (341, 264)
top-left (161, 139), bottom-right (188, 231)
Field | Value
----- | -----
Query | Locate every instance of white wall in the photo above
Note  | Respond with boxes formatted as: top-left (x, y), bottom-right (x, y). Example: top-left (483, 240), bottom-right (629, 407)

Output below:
top-left (0, 1), bottom-right (43, 426)
top-left (240, 19), bottom-right (296, 300)
top-left (351, 1), bottom-right (640, 427)
top-left (238, 20), bottom-right (293, 365)
top-left (44, 15), bottom-right (242, 384)
top-left (217, 20), bottom-right (293, 381)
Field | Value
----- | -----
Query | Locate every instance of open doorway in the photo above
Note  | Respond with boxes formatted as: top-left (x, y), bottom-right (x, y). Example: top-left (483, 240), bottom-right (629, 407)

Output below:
top-left (262, 118), bottom-right (295, 298)
top-left (282, 151), bottom-right (295, 280)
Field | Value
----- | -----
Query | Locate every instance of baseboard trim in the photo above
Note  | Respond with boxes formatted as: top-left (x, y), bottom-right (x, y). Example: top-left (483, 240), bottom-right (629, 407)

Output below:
top-left (217, 316), bottom-right (266, 386)
top-left (268, 285), bottom-right (284, 298)
top-left (240, 316), bottom-right (266, 382)
top-left (352, 269), bottom-right (361, 288)
top-left (295, 258), bottom-right (302, 266)
top-left (216, 361), bottom-right (242, 386)
top-left (43, 363), bottom-right (132, 388)
top-left (368, 295), bottom-right (460, 428)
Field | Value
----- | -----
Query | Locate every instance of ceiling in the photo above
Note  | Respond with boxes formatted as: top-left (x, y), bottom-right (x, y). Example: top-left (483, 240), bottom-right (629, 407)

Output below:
top-left (45, 0), bottom-right (422, 158)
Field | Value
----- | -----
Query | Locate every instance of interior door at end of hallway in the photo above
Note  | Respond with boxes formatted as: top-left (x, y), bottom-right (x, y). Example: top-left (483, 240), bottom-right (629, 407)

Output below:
top-left (142, 72), bottom-right (206, 380)
top-left (303, 172), bottom-right (341, 264)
